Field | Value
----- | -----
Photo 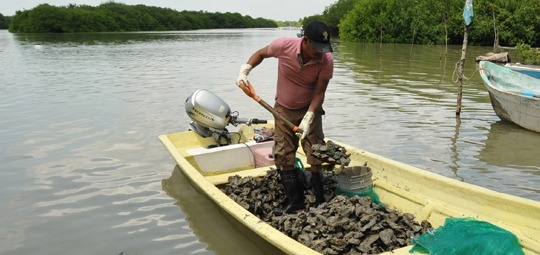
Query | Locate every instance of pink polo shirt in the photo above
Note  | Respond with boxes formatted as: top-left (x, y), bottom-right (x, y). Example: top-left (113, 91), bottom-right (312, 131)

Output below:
top-left (267, 37), bottom-right (333, 109)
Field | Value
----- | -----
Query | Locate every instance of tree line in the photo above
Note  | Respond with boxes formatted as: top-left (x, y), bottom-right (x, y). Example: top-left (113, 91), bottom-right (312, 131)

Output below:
top-left (312, 0), bottom-right (540, 48)
top-left (8, 2), bottom-right (277, 33)
top-left (5, 0), bottom-right (540, 49)
top-left (0, 13), bottom-right (9, 29)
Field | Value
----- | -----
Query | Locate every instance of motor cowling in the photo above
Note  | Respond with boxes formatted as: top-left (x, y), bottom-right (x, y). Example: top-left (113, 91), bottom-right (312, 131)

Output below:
top-left (185, 89), bottom-right (231, 133)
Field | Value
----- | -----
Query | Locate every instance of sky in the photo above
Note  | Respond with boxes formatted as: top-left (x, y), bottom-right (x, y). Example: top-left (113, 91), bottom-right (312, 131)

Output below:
top-left (0, 0), bottom-right (337, 21)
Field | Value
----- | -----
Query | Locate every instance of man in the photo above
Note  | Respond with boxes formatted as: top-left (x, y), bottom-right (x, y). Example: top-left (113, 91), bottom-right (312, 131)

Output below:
top-left (236, 21), bottom-right (334, 214)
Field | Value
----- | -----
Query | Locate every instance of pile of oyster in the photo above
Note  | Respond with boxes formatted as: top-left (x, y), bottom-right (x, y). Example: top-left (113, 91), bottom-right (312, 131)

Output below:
top-left (311, 140), bottom-right (351, 169)
top-left (220, 169), bottom-right (432, 255)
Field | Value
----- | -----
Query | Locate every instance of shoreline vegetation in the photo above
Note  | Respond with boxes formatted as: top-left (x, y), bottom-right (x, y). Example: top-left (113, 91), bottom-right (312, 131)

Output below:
top-left (3, 0), bottom-right (540, 47)
top-left (2, 0), bottom-right (540, 64)
top-left (7, 2), bottom-right (280, 33)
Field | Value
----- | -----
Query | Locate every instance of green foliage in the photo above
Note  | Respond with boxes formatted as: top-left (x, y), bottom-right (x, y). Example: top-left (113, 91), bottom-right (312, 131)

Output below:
top-left (275, 21), bottom-right (302, 28)
top-left (8, 3), bottom-right (277, 33)
top-left (301, 15), bottom-right (325, 30)
top-left (0, 13), bottom-right (10, 29)
top-left (338, 0), bottom-right (465, 44)
top-left (320, 0), bottom-right (356, 35)
top-left (10, 0), bottom-right (540, 49)
top-left (516, 44), bottom-right (540, 65)
top-left (302, 0), bottom-right (540, 47)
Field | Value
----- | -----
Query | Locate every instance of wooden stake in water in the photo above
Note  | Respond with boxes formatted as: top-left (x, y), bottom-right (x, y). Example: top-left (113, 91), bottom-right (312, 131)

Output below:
top-left (456, 26), bottom-right (468, 116)
top-left (457, 0), bottom-right (474, 116)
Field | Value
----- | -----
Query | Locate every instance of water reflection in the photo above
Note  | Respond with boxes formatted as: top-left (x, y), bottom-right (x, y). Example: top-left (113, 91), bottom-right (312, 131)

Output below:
top-left (162, 167), bottom-right (285, 255)
top-left (479, 121), bottom-right (540, 168)
top-left (449, 117), bottom-right (465, 181)
top-left (13, 32), bottom-right (187, 45)
top-left (336, 42), bottom-right (491, 103)
top-left (12, 29), bottom-right (283, 46)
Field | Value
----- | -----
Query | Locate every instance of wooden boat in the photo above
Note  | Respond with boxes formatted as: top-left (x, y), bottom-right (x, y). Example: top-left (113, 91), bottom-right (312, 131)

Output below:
top-left (505, 63), bottom-right (540, 79)
top-left (479, 60), bottom-right (540, 133)
top-left (159, 121), bottom-right (540, 254)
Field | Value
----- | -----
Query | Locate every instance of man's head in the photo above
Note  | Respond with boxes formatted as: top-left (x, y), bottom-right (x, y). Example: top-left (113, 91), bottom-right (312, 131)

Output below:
top-left (304, 21), bottom-right (333, 53)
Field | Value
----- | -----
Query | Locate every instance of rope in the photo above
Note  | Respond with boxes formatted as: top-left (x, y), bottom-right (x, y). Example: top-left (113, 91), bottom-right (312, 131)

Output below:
top-left (452, 61), bottom-right (483, 83)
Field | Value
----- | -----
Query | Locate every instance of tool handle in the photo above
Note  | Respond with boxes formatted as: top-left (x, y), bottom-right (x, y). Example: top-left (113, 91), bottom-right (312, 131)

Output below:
top-left (239, 81), bottom-right (301, 133)
top-left (258, 100), bottom-right (301, 133)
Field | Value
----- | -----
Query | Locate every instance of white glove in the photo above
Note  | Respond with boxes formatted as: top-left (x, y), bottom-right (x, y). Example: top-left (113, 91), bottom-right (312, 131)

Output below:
top-left (298, 111), bottom-right (314, 139)
top-left (236, 63), bottom-right (252, 87)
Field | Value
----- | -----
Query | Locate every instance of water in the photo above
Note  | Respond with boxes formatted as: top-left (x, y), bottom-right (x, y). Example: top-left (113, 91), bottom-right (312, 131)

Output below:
top-left (1, 29), bottom-right (539, 255)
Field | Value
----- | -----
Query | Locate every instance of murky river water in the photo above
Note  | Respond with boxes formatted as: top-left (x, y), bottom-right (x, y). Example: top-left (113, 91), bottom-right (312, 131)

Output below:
top-left (1, 29), bottom-right (538, 255)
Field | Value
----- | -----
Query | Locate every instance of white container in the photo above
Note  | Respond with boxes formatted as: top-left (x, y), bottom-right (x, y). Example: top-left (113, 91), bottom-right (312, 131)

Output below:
top-left (336, 166), bottom-right (373, 191)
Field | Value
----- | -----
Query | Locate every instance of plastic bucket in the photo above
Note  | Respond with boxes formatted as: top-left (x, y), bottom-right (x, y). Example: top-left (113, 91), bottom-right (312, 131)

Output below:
top-left (335, 166), bottom-right (373, 192)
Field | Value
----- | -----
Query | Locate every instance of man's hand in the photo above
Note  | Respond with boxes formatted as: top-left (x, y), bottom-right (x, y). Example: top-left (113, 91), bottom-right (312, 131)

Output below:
top-left (298, 112), bottom-right (314, 139)
top-left (236, 64), bottom-right (252, 87)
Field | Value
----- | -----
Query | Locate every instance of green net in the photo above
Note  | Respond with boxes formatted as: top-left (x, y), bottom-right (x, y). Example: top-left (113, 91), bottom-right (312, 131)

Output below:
top-left (335, 186), bottom-right (382, 205)
top-left (294, 158), bottom-right (304, 170)
top-left (410, 217), bottom-right (525, 255)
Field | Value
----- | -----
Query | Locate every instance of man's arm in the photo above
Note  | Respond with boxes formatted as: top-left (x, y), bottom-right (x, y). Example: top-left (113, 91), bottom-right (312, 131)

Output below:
top-left (237, 46), bottom-right (271, 87)
top-left (299, 78), bottom-right (329, 139)
top-left (308, 78), bottom-right (330, 113)
top-left (246, 45), bottom-right (270, 68)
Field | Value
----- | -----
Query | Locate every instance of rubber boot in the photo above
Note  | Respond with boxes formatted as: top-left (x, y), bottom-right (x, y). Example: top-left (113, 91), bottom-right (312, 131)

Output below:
top-left (311, 171), bottom-right (326, 206)
top-left (274, 169), bottom-right (305, 215)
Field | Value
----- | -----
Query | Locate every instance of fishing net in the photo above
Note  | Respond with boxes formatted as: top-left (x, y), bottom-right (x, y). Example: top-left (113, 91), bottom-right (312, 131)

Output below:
top-left (333, 164), bottom-right (382, 205)
top-left (410, 217), bottom-right (525, 255)
top-left (335, 185), bottom-right (382, 205)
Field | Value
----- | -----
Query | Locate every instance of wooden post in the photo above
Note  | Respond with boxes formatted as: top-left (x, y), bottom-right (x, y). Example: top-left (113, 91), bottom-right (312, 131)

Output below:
top-left (457, 0), bottom-right (473, 115)
top-left (492, 10), bottom-right (499, 52)
top-left (456, 25), bottom-right (468, 116)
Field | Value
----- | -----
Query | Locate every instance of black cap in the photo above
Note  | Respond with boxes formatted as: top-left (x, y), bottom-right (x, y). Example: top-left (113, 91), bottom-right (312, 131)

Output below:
top-left (304, 21), bottom-right (333, 53)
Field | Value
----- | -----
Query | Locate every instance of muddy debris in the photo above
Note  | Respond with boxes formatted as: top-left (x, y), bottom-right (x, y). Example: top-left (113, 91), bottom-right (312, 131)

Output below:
top-left (220, 169), bottom-right (432, 255)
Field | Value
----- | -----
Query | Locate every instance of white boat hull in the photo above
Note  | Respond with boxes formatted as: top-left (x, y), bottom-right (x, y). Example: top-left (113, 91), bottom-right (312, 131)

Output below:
top-left (480, 61), bottom-right (540, 133)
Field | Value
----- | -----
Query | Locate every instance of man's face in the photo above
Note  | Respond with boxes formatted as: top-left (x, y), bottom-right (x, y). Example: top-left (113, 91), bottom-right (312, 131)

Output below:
top-left (305, 39), bottom-right (320, 59)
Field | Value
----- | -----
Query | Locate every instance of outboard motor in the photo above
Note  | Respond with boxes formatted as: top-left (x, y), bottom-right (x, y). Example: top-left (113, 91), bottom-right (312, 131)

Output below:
top-left (185, 89), bottom-right (266, 146)
top-left (185, 89), bottom-right (231, 137)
